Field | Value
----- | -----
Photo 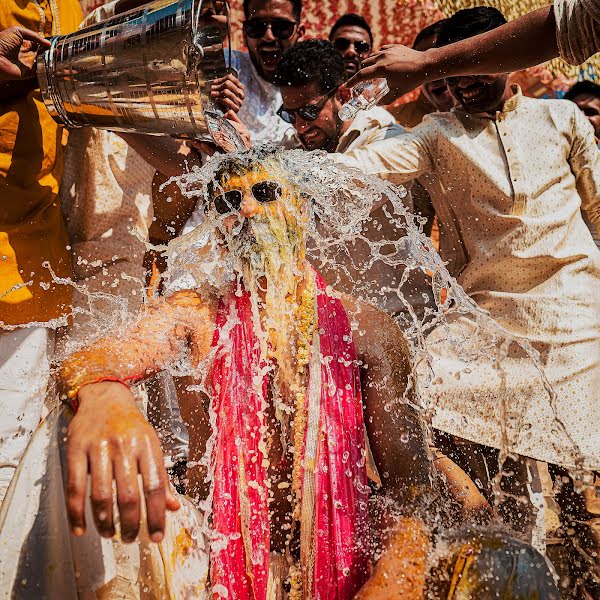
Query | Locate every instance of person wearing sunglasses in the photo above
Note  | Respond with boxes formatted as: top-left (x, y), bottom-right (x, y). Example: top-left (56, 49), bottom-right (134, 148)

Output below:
top-left (274, 40), bottom-right (437, 325)
top-left (228, 0), bottom-right (305, 146)
top-left (329, 13), bottom-right (373, 78)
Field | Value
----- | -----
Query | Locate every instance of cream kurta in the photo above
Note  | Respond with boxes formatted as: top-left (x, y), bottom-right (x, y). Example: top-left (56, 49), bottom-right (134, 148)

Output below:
top-left (338, 88), bottom-right (600, 469)
top-left (555, 0), bottom-right (600, 65)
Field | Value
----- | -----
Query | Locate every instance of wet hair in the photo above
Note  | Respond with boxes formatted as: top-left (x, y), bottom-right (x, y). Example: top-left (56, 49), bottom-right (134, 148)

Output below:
top-left (412, 19), bottom-right (447, 50)
top-left (273, 39), bottom-right (347, 94)
top-left (329, 13), bottom-right (373, 45)
top-left (242, 0), bottom-right (302, 21)
top-left (564, 79), bottom-right (600, 101)
top-left (436, 7), bottom-right (507, 48)
top-left (208, 144), bottom-right (282, 195)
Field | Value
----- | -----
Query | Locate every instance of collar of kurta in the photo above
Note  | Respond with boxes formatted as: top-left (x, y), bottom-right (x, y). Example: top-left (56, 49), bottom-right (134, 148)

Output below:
top-left (454, 84), bottom-right (523, 121)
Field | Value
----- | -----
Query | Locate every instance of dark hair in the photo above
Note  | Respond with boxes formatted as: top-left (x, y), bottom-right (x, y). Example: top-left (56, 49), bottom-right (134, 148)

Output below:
top-left (436, 7), bottom-right (507, 47)
top-left (273, 39), bottom-right (347, 93)
top-left (243, 0), bottom-right (302, 21)
top-left (564, 79), bottom-right (600, 100)
top-left (329, 13), bottom-right (373, 44)
top-left (413, 19), bottom-right (447, 50)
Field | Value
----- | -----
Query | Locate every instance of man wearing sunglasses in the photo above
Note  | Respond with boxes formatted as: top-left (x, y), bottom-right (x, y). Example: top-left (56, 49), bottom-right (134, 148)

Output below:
top-left (274, 39), bottom-right (435, 323)
top-left (329, 13), bottom-right (373, 78)
top-left (229, 0), bottom-right (305, 145)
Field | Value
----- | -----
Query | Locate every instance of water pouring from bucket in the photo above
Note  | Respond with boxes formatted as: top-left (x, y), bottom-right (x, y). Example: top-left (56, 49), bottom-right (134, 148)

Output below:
top-left (36, 0), bottom-right (247, 151)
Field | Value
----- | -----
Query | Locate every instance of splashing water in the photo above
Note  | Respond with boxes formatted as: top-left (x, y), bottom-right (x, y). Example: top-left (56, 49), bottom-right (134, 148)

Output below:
top-left (34, 144), bottom-right (593, 594)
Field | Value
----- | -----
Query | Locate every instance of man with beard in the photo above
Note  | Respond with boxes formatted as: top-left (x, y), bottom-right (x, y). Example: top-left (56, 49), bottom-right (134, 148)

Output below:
top-left (329, 13), bottom-right (373, 79)
top-left (53, 149), bottom-right (562, 598)
top-left (336, 7), bottom-right (600, 594)
top-left (231, 0), bottom-right (304, 145)
top-left (273, 39), bottom-right (434, 323)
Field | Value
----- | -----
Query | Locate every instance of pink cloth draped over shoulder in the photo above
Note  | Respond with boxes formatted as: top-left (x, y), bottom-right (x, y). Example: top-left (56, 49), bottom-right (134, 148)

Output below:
top-left (208, 271), bottom-right (371, 599)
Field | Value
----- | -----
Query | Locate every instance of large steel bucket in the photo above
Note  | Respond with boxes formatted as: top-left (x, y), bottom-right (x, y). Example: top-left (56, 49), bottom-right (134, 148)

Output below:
top-left (36, 0), bottom-right (228, 139)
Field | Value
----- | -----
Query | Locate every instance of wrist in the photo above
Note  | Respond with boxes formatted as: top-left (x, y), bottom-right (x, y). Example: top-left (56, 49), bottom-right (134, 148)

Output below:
top-left (73, 379), bottom-right (132, 412)
top-left (421, 47), bottom-right (446, 83)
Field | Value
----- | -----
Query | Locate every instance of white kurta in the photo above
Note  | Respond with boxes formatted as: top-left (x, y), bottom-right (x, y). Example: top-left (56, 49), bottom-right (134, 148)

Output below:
top-left (338, 88), bottom-right (600, 469)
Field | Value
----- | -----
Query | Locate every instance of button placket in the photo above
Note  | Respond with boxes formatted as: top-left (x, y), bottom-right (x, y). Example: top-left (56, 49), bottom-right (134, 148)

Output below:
top-left (495, 116), bottom-right (527, 216)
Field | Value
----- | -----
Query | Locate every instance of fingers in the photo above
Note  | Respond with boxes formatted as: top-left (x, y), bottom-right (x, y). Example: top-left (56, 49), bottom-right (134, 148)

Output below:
top-left (66, 439), bottom-right (89, 537)
top-left (346, 64), bottom-right (380, 88)
top-left (211, 74), bottom-right (245, 112)
top-left (138, 437), bottom-right (171, 542)
top-left (89, 442), bottom-right (116, 538)
top-left (113, 451), bottom-right (142, 543)
top-left (15, 26), bottom-right (51, 48)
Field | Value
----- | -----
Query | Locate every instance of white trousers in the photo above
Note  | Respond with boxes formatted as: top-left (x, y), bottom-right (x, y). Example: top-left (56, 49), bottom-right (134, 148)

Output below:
top-left (0, 327), bottom-right (53, 501)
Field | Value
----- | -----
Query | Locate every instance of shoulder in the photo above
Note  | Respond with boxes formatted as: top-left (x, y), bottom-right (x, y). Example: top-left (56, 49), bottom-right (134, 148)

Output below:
top-left (340, 295), bottom-right (410, 361)
top-left (519, 95), bottom-right (580, 122)
top-left (364, 105), bottom-right (400, 128)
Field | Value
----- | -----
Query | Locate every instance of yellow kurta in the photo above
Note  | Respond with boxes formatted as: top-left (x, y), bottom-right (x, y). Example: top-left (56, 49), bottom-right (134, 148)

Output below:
top-left (338, 88), bottom-right (600, 469)
top-left (0, 0), bottom-right (82, 326)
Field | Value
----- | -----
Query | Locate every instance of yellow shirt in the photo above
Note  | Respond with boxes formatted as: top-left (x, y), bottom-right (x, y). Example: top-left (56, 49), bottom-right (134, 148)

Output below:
top-left (0, 0), bottom-right (82, 326)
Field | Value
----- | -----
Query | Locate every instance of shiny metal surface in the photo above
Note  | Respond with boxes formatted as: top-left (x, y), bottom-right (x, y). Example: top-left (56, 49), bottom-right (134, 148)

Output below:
top-left (36, 0), bottom-right (227, 139)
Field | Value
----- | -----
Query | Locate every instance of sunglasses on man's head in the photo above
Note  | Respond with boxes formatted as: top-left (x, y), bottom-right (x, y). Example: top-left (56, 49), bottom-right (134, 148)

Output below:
top-left (277, 87), bottom-right (339, 125)
top-left (333, 38), bottom-right (371, 55)
top-left (210, 180), bottom-right (283, 215)
top-left (243, 18), bottom-right (298, 40)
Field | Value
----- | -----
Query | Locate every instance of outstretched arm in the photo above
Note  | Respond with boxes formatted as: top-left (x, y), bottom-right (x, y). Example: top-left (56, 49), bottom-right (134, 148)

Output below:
top-left (347, 5), bottom-right (558, 102)
top-left (61, 290), bottom-right (216, 544)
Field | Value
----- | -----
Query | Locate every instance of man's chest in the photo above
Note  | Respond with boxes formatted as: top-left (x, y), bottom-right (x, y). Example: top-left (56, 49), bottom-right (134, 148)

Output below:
top-left (431, 114), bottom-right (573, 217)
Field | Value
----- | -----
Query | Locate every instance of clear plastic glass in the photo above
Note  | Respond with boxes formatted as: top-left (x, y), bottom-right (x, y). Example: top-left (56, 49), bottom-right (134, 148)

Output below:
top-left (338, 78), bottom-right (390, 121)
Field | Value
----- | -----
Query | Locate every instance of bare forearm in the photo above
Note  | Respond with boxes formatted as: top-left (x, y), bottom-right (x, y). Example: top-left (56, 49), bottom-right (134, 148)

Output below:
top-left (60, 292), bottom-right (208, 400)
top-left (424, 5), bottom-right (558, 81)
top-left (119, 133), bottom-right (202, 178)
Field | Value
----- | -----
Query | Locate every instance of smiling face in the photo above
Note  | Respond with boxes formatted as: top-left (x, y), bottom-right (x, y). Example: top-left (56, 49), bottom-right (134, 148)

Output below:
top-left (445, 73), bottom-right (511, 114)
top-left (413, 31), bottom-right (454, 112)
top-left (244, 0), bottom-right (304, 83)
top-left (330, 24), bottom-right (371, 77)
top-left (280, 81), bottom-right (345, 151)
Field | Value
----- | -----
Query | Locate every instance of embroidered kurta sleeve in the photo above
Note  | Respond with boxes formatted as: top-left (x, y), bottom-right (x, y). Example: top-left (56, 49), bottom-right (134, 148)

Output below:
top-left (555, 0), bottom-right (600, 65)
top-left (568, 102), bottom-right (600, 237)
top-left (59, 290), bottom-right (211, 402)
top-left (335, 126), bottom-right (435, 186)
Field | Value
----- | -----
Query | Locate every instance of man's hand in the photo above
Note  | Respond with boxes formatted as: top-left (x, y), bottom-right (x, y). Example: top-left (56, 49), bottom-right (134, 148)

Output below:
top-left (346, 44), bottom-right (431, 103)
top-left (211, 73), bottom-right (245, 113)
top-left (0, 26), bottom-right (50, 82)
top-left (66, 381), bottom-right (180, 543)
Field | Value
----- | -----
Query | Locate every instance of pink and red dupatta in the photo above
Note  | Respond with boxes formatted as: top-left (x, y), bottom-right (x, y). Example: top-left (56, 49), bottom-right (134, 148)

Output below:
top-left (208, 271), bottom-right (371, 599)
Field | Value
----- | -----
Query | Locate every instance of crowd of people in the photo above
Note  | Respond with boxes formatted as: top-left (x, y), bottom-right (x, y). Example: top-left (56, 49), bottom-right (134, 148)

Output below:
top-left (1, 0), bottom-right (600, 597)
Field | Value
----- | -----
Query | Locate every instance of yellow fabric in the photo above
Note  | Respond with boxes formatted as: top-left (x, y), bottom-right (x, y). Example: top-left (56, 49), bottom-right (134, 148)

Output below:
top-left (0, 0), bottom-right (82, 326)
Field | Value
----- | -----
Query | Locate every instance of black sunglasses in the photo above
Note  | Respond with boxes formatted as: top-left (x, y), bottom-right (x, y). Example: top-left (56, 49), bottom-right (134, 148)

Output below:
top-left (333, 38), bottom-right (371, 55)
top-left (243, 18), bottom-right (298, 40)
top-left (210, 180), bottom-right (283, 215)
top-left (277, 87), bottom-right (339, 125)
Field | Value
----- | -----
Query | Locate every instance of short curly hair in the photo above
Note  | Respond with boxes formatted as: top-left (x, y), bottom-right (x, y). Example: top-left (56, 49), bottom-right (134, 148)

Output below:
top-left (273, 39), bottom-right (347, 95)
top-left (329, 13), bottom-right (372, 45)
